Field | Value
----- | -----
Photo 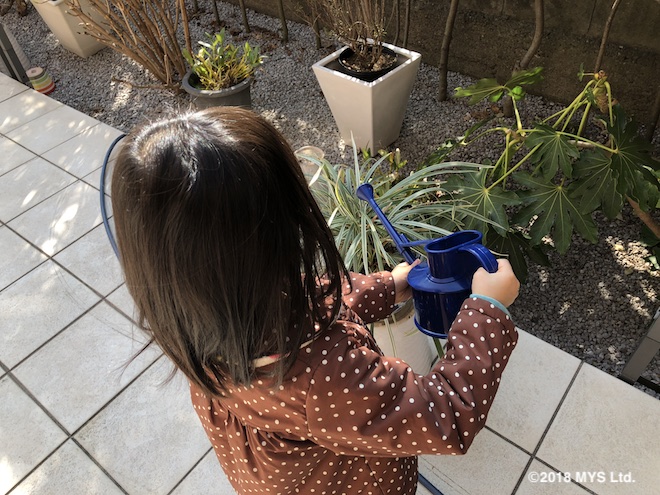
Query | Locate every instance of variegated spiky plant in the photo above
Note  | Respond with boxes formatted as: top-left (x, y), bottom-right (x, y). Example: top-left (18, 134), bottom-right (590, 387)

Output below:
top-left (303, 147), bottom-right (497, 275)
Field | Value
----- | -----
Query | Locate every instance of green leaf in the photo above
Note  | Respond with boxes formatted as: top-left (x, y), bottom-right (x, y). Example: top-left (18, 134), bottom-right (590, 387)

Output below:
top-left (455, 78), bottom-right (505, 105)
top-left (454, 67), bottom-right (542, 105)
top-left (647, 249), bottom-right (660, 270)
top-left (609, 106), bottom-right (660, 211)
top-left (513, 172), bottom-right (598, 253)
top-left (569, 149), bottom-right (623, 218)
top-left (505, 67), bottom-right (544, 89)
top-left (640, 224), bottom-right (660, 248)
top-left (510, 85), bottom-right (525, 101)
top-left (488, 89), bottom-right (504, 102)
top-left (444, 168), bottom-right (521, 236)
top-left (526, 124), bottom-right (580, 180)
top-left (485, 229), bottom-right (549, 284)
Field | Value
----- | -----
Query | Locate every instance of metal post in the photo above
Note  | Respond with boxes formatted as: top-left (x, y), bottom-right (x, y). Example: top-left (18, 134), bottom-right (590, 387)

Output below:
top-left (619, 308), bottom-right (660, 392)
top-left (0, 23), bottom-right (30, 83)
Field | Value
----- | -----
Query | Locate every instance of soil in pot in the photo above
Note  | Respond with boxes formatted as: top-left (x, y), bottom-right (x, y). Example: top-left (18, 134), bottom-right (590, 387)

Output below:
top-left (338, 45), bottom-right (398, 82)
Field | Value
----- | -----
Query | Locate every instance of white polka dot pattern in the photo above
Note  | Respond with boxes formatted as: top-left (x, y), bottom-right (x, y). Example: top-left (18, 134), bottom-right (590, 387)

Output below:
top-left (190, 273), bottom-right (518, 494)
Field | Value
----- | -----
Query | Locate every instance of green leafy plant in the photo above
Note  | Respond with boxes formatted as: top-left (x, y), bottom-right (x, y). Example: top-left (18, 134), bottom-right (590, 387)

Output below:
top-left (305, 146), bottom-right (496, 273)
top-left (183, 29), bottom-right (263, 91)
top-left (429, 66), bottom-right (660, 281)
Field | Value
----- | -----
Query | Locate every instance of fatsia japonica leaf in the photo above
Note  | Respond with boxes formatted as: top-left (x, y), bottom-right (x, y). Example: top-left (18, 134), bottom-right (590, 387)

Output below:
top-left (444, 168), bottom-right (520, 236)
top-left (485, 229), bottom-right (549, 284)
top-left (513, 172), bottom-right (598, 254)
top-left (569, 149), bottom-right (623, 219)
top-left (454, 78), bottom-right (503, 105)
top-left (505, 66), bottom-right (544, 89)
top-left (454, 67), bottom-right (543, 105)
top-left (525, 124), bottom-right (580, 180)
top-left (608, 105), bottom-right (660, 211)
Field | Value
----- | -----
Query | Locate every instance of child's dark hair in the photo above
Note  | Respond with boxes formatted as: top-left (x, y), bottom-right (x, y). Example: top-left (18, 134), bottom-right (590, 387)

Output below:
top-left (112, 107), bottom-right (347, 396)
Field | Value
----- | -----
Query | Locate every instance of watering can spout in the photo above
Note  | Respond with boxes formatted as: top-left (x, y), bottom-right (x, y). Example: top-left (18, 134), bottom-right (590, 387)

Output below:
top-left (357, 183), bottom-right (418, 265)
top-left (356, 183), bottom-right (374, 202)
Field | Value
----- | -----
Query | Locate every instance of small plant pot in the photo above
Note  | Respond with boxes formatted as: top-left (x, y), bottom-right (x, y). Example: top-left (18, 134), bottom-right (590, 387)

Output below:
top-left (182, 71), bottom-right (252, 109)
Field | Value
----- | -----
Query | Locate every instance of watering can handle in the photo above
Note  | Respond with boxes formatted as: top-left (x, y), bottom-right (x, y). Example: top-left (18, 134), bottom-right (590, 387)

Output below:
top-left (458, 243), bottom-right (499, 273)
top-left (356, 183), bottom-right (418, 265)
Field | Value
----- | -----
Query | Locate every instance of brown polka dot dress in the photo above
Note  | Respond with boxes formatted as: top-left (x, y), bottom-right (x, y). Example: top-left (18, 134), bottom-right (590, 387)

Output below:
top-left (190, 271), bottom-right (518, 494)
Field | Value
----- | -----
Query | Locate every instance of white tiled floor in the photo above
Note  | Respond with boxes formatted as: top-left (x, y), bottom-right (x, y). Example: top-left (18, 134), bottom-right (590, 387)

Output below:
top-left (1, 72), bottom-right (659, 495)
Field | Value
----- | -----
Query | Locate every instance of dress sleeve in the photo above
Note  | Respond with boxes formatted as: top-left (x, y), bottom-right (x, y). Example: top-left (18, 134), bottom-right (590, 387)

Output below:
top-left (342, 271), bottom-right (397, 324)
top-left (306, 296), bottom-right (518, 457)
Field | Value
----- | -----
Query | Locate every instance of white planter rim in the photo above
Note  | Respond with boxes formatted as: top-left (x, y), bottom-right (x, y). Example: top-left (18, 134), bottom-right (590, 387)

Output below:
top-left (313, 42), bottom-right (421, 88)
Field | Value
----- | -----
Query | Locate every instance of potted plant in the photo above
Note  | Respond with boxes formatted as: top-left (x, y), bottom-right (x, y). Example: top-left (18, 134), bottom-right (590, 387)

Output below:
top-left (424, 66), bottom-right (660, 282)
top-left (298, 144), bottom-right (494, 371)
top-left (304, 0), bottom-right (421, 151)
top-left (30, 0), bottom-right (106, 58)
top-left (182, 29), bottom-right (263, 109)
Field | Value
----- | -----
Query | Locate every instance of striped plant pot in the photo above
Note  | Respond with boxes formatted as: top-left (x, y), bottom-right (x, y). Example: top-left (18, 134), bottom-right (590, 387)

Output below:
top-left (27, 67), bottom-right (55, 94)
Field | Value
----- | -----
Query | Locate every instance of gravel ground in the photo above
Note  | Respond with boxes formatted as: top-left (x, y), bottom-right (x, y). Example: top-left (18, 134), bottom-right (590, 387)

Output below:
top-left (3, 2), bottom-right (659, 397)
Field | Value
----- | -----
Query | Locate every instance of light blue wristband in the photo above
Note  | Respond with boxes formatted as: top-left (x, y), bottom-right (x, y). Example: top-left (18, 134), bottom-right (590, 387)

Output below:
top-left (469, 294), bottom-right (511, 317)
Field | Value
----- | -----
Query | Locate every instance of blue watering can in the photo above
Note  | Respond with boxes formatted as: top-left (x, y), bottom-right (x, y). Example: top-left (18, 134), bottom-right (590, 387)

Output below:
top-left (357, 183), bottom-right (498, 338)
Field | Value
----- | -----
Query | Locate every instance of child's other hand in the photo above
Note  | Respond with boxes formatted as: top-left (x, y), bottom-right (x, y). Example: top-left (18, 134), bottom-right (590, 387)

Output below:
top-left (471, 259), bottom-right (520, 308)
top-left (391, 259), bottom-right (421, 304)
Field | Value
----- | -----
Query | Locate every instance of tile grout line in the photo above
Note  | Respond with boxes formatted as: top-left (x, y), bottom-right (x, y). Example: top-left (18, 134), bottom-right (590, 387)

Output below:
top-left (510, 360), bottom-right (585, 495)
top-left (483, 425), bottom-right (533, 456)
top-left (1, 218), bottom-right (111, 295)
top-left (4, 298), bottom-right (106, 373)
top-left (3, 355), bottom-right (165, 495)
top-left (1, 173), bottom-right (96, 229)
top-left (166, 446), bottom-right (214, 495)
top-left (529, 458), bottom-right (600, 495)
top-left (70, 437), bottom-right (130, 495)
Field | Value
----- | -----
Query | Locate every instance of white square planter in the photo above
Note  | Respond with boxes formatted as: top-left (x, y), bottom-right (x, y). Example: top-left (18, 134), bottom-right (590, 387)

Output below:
top-left (30, 0), bottom-right (105, 58)
top-left (312, 43), bottom-right (421, 151)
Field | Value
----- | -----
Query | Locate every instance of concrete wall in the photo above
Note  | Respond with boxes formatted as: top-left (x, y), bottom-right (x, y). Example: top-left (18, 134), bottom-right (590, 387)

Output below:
top-left (227, 0), bottom-right (660, 124)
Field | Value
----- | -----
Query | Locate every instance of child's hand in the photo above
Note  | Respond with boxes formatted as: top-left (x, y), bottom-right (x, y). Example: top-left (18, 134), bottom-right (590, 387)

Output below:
top-left (391, 259), bottom-right (421, 304)
top-left (471, 259), bottom-right (520, 308)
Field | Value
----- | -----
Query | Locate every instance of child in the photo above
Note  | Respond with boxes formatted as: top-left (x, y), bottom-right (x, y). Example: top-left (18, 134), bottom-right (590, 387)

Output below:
top-left (112, 107), bottom-right (520, 494)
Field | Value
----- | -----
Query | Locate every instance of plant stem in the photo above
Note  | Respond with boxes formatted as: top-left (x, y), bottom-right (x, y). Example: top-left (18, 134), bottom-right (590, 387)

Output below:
top-left (462, 126), bottom-right (510, 146)
top-left (604, 80), bottom-right (614, 126)
top-left (628, 197), bottom-right (660, 239)
top-left (277, 0), bottom-right (289, 42)
top-left (560, 99), bottom-right (586, 132)
top-left (594, 0), bottom-right (622, 72)
top-left (433, 338), bottom-right (445, 358)
top-left (546, 81), bottom-right (594, 128)
top-left (512, 95), bottom-right (523, 132)
top-left (438, 0), bottom-right (460, 101)
top-left (489, 143), bottom-right (541, 190)
top-left (519, 0), bottom-right (544, 70)
top-left (555, 131), bottom-right (617, 153)
top-left (403, 0), bottom-right (412, 48)
top-left (238, 0), bottom-right (251, 32)
top-left (577, 101), bottom-right (592, 137)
